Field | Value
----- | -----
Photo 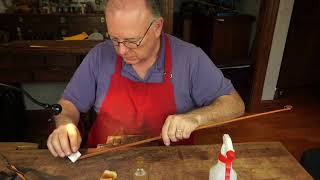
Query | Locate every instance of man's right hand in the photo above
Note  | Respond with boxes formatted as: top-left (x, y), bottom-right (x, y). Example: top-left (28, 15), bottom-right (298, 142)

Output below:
top-left (47, 123), bottom-right (82, 157)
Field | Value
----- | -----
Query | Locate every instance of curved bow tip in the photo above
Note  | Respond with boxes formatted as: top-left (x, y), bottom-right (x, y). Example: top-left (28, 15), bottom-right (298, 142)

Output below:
top-left (284, 105), bottom-right (293, 110)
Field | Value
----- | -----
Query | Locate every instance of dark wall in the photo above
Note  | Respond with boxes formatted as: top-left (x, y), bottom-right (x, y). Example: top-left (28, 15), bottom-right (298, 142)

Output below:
top-left (277, 0), bottom-right (320, 89)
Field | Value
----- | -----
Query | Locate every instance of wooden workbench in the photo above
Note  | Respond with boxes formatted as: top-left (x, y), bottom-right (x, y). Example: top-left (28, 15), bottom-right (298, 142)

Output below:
top-left (0, 142), bottom-right (312, 180)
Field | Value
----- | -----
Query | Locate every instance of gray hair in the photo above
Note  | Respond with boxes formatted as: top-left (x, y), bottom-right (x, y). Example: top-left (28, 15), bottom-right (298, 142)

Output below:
top-left (104, 0), bottom-right (162, 18)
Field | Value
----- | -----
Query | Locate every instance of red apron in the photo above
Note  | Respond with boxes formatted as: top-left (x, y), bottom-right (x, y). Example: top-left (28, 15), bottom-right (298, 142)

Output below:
top-left (87, 34), bottom-right (190, 147)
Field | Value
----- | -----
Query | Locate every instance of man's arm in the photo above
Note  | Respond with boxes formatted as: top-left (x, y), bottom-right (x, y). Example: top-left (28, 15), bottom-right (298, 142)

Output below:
top-left (162, 91), bottom-right (245, 145)
top-left (54, 98), bottom-right (80, 127)
top-left (188, 91), bottom-right (245, 126)
top-left (47, 98), bottom-right (82, 157)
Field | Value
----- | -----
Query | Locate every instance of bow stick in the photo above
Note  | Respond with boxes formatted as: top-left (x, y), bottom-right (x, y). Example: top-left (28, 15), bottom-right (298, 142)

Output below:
top-left (79, 105), bottom-right (293, 160)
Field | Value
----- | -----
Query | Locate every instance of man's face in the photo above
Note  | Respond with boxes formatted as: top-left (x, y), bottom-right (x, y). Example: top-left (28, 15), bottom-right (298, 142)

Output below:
top-left (105, 4), bottom-right (162, 65)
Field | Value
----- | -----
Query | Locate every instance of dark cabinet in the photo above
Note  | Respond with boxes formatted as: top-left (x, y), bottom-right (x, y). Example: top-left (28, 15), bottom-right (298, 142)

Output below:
top-left (211, 15), bottom-right (254, 66)
top-left (0, 54), bottom-right (80, 82)
top-left (183, 15), bottom-right (255, 67)
top-left (0, 40), bottom-right (101, 83)
top-left (179, 14), bottom-right (254, 101)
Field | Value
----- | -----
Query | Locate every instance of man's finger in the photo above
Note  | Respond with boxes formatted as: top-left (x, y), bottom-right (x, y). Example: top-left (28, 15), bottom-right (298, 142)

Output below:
top-left (182, 128), bottom-right (192, 139)
top-left (175, 123), bottom-right (186, 140)
top-left (161, 117), bottom-right (171, 146)
top-left (59, 131), bottom-right (72, 156)
top-left (77, 134), bottom-right (82, 151)
top-left (47, 134), bottom-right (58, 157)
top-left (68, 128), bottom-right (80, 153)
top-left (51, 133), bottom-right (65, 157)
top-left (167, 119), bottom-right (178, 142)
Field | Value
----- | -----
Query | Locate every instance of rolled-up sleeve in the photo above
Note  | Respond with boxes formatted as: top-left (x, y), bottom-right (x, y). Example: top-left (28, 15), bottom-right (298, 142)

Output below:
top-left (63, 48), bottom-right (98, 113)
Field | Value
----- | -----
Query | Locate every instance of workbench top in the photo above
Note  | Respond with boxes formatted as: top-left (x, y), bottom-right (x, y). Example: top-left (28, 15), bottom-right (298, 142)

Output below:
top-left (0, 142), bottom-right (312, 180)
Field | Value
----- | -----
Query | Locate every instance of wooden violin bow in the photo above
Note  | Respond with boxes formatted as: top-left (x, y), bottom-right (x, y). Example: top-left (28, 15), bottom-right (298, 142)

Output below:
top-left (79, 105), bottom-right (293, 160)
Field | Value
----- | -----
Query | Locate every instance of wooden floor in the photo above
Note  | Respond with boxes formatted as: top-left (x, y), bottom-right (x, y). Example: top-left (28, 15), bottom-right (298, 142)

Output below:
top-left (194, 87), bottom-right (320, 161)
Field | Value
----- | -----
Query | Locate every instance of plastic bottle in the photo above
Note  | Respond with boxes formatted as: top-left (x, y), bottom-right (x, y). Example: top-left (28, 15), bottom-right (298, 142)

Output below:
top-left (209, 134), bottom-right (237, 180)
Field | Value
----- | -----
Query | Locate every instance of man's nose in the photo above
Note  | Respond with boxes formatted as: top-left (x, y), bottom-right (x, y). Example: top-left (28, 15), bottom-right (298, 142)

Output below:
top-left (118, 43), bottom-right (128, 56)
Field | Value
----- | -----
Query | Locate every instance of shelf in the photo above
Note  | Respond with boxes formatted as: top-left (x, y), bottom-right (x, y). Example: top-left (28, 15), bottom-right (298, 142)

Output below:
top-left (0, 13), bottom-right (105, 17)
top-left (0, 40), bottom-right (102, 55)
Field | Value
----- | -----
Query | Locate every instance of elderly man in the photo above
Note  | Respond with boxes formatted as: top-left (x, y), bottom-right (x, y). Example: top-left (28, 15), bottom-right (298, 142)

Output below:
top-left (47, 0), bottom-right (245, 158)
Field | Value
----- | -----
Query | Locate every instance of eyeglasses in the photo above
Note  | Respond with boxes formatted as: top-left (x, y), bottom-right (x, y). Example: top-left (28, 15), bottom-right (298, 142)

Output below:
top-left (107, 20), bottom-right (156, 49)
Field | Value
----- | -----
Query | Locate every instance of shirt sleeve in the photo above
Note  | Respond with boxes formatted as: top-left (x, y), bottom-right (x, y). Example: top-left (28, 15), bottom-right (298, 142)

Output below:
top-left (190, 47), bottom-right (235, 107)
top-left (63, 48), bottom-right (99, 113)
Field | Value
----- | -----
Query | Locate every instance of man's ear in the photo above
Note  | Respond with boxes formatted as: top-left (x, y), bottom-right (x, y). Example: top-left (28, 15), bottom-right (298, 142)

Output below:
top-left (154, 17), bottom-right (164, 37)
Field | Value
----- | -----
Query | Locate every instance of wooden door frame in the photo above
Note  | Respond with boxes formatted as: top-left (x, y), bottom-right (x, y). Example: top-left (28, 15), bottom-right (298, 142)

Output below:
top-left (162, 0), bottom-right (174, 34)
top-left (247, 0), bottom-right (280, 112)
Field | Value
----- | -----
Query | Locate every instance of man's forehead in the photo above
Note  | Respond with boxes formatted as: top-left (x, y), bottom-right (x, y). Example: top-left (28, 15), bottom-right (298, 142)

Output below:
top-left (106, 19), bottom-right (149, 40)
top-left (106, 12), bottom-right (152, 38)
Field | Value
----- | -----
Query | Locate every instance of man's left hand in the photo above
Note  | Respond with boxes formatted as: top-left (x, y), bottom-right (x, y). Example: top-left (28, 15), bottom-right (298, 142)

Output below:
top-left (161, 114), bottom-right (200, 146)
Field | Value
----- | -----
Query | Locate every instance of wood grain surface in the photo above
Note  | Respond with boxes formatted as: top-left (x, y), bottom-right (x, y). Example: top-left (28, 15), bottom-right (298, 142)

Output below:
top-left (0, 142), bottom-right (312, 180)
top-left (0, 142), bottom-right (39, 151)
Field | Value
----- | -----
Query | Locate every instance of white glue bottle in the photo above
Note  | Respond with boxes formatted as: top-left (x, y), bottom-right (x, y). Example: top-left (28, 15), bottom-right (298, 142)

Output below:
top-left (209, 134), bottom-right (237, 180)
